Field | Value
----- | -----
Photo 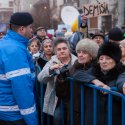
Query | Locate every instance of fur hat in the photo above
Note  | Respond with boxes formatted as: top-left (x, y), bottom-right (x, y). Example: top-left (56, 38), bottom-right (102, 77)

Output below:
top-left (76, 38), bottom-right (99, 59)
top-left (97, 42), bottom-right (121, 63)
top-left (10, 12), bottom-right (33, 26)
top-left (108, 27), bottom-right (124, 41)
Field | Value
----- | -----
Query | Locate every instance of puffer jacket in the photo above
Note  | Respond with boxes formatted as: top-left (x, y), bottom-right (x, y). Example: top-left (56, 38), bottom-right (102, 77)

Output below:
top-left (0, 30), bottom-right (38, 125)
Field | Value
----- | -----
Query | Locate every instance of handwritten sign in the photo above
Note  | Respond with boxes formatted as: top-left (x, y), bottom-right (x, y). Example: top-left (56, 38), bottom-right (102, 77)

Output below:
top-left (82, 2), bottom-right (109, 18)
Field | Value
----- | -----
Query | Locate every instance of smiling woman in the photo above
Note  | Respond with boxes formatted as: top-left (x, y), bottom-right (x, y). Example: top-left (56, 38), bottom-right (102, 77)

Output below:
top-left (62, 42), bottom-right (125, 125)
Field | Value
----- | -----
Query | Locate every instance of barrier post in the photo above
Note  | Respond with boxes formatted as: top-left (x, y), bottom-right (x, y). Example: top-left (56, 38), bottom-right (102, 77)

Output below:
top-left (81, 85), bottom-right (85, 125)
top-left (93, 88), bottom-right (97, 125)
top-left (61, 100), bottom-right (64, 125)
top-left (122, 99), bottom-right (125, 125)
top-left (108, 94), bottom-right (112, 125)
top-left (70, 79), bottom-right (73, 125)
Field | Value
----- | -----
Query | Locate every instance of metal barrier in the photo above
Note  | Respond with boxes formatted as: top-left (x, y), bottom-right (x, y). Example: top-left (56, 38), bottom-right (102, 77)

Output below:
top-left (69, 78), bottom-right (125, 125)
top-left (39, 78), bottom-right (125, 125)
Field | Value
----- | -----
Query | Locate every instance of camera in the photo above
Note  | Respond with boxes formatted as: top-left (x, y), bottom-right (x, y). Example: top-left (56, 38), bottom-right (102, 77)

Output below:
top-left (60, 64), bottom-right (69, 74)
top-left (50, 64), bottom-right (70, 78)
top-left (58, 64), bottom-right (70, 79)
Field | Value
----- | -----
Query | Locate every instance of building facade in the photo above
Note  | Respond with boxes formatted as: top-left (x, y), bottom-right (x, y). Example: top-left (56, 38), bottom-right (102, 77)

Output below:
top-left (79, 0), bottom-right (125, 33)
top-left (0, 0), bottom-right (14, 23)
top-left (10, 0), bottom-right (125, 32)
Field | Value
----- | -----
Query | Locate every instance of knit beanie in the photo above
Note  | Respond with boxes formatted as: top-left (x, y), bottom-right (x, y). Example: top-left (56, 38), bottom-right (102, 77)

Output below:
top-left (10, 12), bottom-right (33, 26)
top-left (97, 42), bottom-right (121, 63)
top-left (76, 38), bottom-right (99, 59)
top-left (108, 27), bottom-right (124, 41)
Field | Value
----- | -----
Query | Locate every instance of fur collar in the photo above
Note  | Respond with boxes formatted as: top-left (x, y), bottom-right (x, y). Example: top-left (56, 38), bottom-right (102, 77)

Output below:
top-left (70, 59), bottom-right (96, 75)
top-left (93, 63), bottom-right (125, 83)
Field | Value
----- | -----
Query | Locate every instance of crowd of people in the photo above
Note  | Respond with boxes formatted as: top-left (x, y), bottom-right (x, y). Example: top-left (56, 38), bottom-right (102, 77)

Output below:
top-left (0, 12), bottom-right (125, 125)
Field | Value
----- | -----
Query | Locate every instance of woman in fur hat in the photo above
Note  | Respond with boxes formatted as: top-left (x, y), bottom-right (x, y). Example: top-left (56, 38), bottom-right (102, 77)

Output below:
top-left (73, 42), bottom-right (125, 125)
top-left (55, 38), bottom-right (104, 125)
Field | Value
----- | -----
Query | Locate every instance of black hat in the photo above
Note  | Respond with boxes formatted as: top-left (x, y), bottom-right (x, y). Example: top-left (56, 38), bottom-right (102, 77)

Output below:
top-left (108, 27), bottom-right (124, 41)
top-left (92, 34), bottom-right (105, 40)
top-left (97, 42), bottom-right (121, 63)
top-left (10, 12), bottom-right (33, 26)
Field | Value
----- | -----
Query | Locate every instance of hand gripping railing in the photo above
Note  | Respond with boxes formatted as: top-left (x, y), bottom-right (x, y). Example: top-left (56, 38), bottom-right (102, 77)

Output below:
top-left (68, 78), bottom-right (125, 125)
top-left (39, 77), bottom-right (125, 125)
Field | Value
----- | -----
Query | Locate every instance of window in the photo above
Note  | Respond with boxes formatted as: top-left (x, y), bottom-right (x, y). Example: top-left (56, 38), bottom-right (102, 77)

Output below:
top-left (9, 1), bottom-right (13, 7)
top-left (89, 17), bottom-right (98, 28)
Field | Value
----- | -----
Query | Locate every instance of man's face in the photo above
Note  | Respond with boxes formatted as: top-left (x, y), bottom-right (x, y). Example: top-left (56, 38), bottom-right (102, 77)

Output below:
top-left (37, 28), bottom-right (46, 37)
top-left (23, 24), bottom-right (33, 39)
top-left (93, 36), bottom-right (104, 46)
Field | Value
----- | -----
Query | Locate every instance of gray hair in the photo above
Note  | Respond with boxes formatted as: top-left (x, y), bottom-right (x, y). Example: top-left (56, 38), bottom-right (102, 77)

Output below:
top-left (54, 37), bottom-right (71, 53)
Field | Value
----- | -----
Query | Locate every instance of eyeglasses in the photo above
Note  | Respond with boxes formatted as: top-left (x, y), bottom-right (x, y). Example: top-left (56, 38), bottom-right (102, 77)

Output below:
top-left (38, 29), bottom-right (46, 32)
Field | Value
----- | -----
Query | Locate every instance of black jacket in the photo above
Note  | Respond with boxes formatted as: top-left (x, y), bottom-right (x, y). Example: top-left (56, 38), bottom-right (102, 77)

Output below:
top-left (73, 62), bottom-right (125, 125)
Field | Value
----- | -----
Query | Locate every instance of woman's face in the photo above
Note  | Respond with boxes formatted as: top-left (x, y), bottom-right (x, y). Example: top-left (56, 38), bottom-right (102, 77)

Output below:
top-left (42, 42), bottom-right (53, 55)
top-left (77, 50), bottom-right (92, 64)
top-left (29, 40), bottom-right (39, 54)
top-left (99, 55), bottom-right (116, 71)
top-left (55, 43), bottom-right (70, 59)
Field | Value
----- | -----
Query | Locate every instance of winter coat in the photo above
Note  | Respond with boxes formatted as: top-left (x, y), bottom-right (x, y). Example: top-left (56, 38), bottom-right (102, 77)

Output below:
top-left (73, 63), bottom-right (125, 125)
top-left (37, 54), bottom-right (77, 116)
top-left (55, 59), bottom-right (96, 125)
top-left (0, 30), bottom-right (38, 125)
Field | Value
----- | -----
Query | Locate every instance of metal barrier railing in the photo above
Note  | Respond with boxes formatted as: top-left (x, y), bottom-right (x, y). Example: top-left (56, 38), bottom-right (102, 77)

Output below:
top-left (39, 78), bottom-right (125, 125)
top-left (69, 78), bottom-right (125, 125)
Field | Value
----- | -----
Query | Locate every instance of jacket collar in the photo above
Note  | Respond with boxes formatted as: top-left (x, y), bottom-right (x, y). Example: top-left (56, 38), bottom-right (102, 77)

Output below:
top-left (6, 29), bottom-right (29, 47)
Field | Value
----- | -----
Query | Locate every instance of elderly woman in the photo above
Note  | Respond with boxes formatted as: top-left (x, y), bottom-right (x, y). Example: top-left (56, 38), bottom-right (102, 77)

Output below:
top-left (37, 38), bottom-right (77, 125)
top-left (56, 38), bottom-right (102, 125)
top-left (118, 39), bottom-right (125, 94)
top-left (73, 42), bottom-right (125, 125)
top-left (37, 38), bottom-right (54, 69)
